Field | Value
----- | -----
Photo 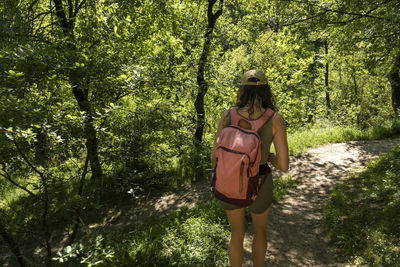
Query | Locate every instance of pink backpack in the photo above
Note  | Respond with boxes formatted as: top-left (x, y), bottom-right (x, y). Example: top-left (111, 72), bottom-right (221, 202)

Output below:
top-left (211, 108), bottom-right (274, 206)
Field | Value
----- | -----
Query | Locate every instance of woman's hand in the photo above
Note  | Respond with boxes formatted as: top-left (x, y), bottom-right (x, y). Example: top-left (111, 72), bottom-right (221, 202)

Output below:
top-left (267, 153), bottom-right (278, 168)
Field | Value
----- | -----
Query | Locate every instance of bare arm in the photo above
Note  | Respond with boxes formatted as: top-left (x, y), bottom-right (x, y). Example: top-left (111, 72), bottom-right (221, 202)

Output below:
top-left (211, 110), bottom-right (229, 168)
top-left (268, 113), bottom-right (289, 172)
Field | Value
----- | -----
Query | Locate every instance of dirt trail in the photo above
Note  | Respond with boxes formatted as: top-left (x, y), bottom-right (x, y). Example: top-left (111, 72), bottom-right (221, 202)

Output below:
top-left (242, 136), bottom-right (400, 266)
top-left (5, 137), bottom-right (397, 266)
top-left (85, 136), bottom-right (400, 266)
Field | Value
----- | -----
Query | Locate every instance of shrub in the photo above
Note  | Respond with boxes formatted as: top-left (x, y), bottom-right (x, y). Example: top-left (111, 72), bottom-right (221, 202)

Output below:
top-left (323, 145), bottom-right (400, 265)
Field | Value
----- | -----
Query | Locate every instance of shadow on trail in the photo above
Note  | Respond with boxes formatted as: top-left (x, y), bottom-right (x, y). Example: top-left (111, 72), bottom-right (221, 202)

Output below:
top-left (247, 155), bottom-right (348, 266)
top-left (86, 178), bottom-right (213, 234)
top-left (248, 136), bottom-right (400, 267)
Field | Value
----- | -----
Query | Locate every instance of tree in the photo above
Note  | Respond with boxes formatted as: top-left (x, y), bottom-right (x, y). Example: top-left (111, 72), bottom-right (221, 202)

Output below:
top-left (194, 0), bottom-right (224, 147)
top-left (51, 0), bottom-right (103, 180)
top-left (280, 0), bottom-right (400, 116)
top-left (1, 0), bottom-right (167, 265)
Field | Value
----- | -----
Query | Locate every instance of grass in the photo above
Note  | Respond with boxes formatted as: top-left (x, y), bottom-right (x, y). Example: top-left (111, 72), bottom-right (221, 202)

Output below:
top-left (286, 118), bottom-right (400, 155)
top-left (44, 119), bottom-right (400, 267)
top-left (52, 173), bottom-right (299, 266)
top-left (53, 200), bottom-right (231, 266)
top-left (3, 118), bottom-right (400, 266)
top-left (323, 145), bottom-right (400, 266)
top-left (272, 175), bottom-right (299, 203)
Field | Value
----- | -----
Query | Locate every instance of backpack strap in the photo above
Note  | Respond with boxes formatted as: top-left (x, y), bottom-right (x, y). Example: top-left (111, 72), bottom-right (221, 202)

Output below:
top-left (251, 108), bottom-right (275, 133)
top-left (230, 108), bottom-right (274, 132)
top-left (229, 108), bottom-right (241, 126)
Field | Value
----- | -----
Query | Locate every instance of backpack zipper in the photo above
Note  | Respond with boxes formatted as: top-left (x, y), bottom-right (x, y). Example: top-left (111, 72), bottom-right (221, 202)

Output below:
top-left (239, 161), bottom-right (244, 193)
top-left (217, 146), bottom-right (251, 162)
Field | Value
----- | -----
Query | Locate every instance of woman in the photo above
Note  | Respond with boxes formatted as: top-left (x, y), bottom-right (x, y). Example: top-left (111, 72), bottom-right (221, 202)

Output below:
top-left (211, 69), bottom-right (289, 267)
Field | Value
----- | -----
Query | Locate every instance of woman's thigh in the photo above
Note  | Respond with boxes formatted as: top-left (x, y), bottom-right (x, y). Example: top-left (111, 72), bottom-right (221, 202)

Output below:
top-left (250, 206), bottom-right (271, 233)
top-left (226, 208), bottom-right (246, 235)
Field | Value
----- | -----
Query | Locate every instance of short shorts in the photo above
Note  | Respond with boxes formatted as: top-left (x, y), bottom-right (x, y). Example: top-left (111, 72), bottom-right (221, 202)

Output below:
top-left (220, 165), bottom-right (274, 214)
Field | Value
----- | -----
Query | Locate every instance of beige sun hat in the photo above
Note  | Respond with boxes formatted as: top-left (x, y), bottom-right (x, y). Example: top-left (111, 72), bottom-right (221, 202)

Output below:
top-left (241, 69), bottom-right (268, 85)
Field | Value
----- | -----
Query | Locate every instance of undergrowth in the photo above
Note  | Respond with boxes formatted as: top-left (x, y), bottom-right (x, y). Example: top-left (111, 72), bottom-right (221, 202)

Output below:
top-left (323, 145), bottom-right (400, 266)
top-left (3, 119), bottom-right (400, 266)
top-left (44, 119), bottom-right (400, 267)
top-left (286, 118), bottom-right (400, 155)
top-left (52, 173), bottom-right (298, 267)
top-left (53, 200), bottom-right (230, 266)
top-left (273, 175), bottom-right (299, 203)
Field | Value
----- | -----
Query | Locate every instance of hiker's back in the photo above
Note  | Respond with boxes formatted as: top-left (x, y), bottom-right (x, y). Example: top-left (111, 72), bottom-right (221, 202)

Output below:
top-left (211, 108), bottom-right (274, 206)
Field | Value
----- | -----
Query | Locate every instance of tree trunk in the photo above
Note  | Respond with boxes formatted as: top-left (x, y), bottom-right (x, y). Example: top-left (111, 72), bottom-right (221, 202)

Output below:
top-left (34, 130), bottom-right (51, 166)
top-left (52, 0), bottom-right (103, 180)
top-left (389, 51), bottom-right (400, 116)
top-left (194, 0), bottom-right (223, 147)
top-left (352, 65), bottom-right (358, 103)
top-left (324, 40), bottom-right (331, 109)
top-left (70, 72), bottom-right (103, 180)
top-left (68, 152), bottom-right (89, 245)
top-left (0, 221), bottom-right (29, 267)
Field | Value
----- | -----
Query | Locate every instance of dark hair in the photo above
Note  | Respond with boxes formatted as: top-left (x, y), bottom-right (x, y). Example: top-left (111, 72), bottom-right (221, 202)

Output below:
top-left (236, 77), bottom-right (276, 116)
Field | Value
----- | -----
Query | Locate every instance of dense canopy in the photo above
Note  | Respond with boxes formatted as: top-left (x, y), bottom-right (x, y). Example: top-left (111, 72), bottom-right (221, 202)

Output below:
top-left (1, 0), bottom-right (399, 266)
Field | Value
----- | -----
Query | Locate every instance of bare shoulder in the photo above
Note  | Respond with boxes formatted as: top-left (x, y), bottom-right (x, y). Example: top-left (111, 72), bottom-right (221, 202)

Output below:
top-left (271, 112), bottom-right (287, 132)
top-left (272, 112), bottom-right (285, 125)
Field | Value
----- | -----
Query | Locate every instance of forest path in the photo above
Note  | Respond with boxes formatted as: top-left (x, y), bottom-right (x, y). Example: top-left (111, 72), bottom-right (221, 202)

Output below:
top-left (88, 136), bottom-right (400, 266)
top-left (242, 136), bottom-right (400, 267)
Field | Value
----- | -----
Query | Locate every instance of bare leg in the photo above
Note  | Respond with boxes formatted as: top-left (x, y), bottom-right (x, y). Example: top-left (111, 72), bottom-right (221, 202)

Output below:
top-left (251, 206), bottom-right (271, 267)
top-left (226, 208), bottom-right (245, 267)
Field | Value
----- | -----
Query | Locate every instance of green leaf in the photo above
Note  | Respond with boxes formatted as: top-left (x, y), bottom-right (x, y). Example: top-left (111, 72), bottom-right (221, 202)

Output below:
top-left (113, 25), bottom-right (120, 38)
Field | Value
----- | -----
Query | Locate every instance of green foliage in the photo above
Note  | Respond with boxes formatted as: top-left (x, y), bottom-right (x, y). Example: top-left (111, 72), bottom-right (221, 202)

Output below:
top-left (2, 0), bottom-right (400, 265)
top-left (287, 119), bottom-right (400, 155)
top-left (272, 175), bottom-right (299, 203)
top-left (54, 200), bottom-right (230, 266)
top-left (323, 145), bottom-right (400, 265)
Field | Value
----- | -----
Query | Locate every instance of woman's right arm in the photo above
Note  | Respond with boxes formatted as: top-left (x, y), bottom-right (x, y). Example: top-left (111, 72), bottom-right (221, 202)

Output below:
top-left (268, 113), bottom-right (289, 172)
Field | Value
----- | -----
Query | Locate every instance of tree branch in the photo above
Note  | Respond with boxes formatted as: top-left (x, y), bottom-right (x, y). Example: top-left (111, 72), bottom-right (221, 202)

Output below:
top-left (283, 0), bottom-right (394, 27)
top-left (52, 0), bottom-right (69, 30)
top-left (0, 165), bottom-right (43, 201)
top-left (28, 0), bottom-right (41, 11)
top-left (323, 8), bottom-right (382, 19)
top-left (329, 0), bottom-right (393, 25)
top-left (0, 203), bottom-right (46, 248)
top-left (363, 31), bottom-right (400, 41)
top-left (30, 9), bottom-right (53, 22)
top-left (12, 140), bottom-right (44, 177)
top-left (78, 151), bottom-right (89, 196)
top-left (0, 219), bottom-right (30, 267)
top-left (74, 0), bottom-right (79, 14)
top-left (282, 10), bottom-right (329, 27)
top-left (68, 0), bottom-right (73, 20)
top-left (67, 152), bottom-right (89, 245)
top-left (34, 21), bottom-right (60, 37)
top-left (73, 0), bottom-right (86, 17)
